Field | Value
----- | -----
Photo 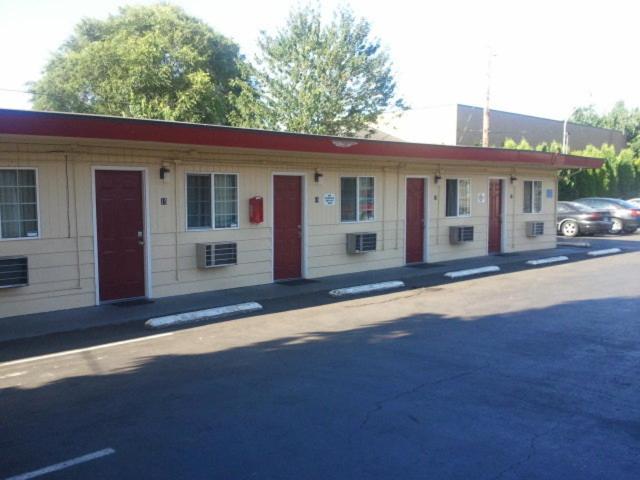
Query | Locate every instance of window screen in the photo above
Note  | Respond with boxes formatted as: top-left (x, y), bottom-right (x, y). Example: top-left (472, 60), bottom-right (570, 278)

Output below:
top-left (340, 177), bottom-right (357, 222)
top-left (187, 174), bottom-right (212, 229)
top-left (445, 179), bottom-right (458, 217)
top-left (458, 179), bottom-right (471, 216)
top-left (524, 180), bottom-right (542, 213)
top-left (214, 174), bottom-right (238, 228)
top-left (446, 179), bottom-right (470, 217)
top-left (0, 169), bottom-right (38, 239)
top-left (358, 177), bottom-right (375, 221)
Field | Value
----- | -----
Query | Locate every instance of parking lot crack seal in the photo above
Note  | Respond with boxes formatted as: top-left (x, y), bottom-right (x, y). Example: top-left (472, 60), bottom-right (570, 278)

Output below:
top-left (354, 364), bottom-right (489, 434)
top-left (486, 420), bottom-right (564, 480)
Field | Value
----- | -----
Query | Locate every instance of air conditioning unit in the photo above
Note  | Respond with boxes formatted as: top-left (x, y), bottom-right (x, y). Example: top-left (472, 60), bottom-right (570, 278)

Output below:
top-left (196, 242), bottom-right (237, 268)
top-left (526, 221), bottom-right (545, 237)
top-left (449, 226), bottom-right (474, 244)
top-left (346, 232), bottom-right (377, 254)
top-left (0, 256), bottom-right (28, 288)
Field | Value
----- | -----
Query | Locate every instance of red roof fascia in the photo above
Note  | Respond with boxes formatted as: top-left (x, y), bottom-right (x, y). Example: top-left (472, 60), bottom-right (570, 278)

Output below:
top-left (0, 109), bottom-right (603, 169)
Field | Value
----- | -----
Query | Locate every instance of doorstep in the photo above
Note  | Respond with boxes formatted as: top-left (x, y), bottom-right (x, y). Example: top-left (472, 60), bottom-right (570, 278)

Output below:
top-left (0, 241), bottom-right (631, 345)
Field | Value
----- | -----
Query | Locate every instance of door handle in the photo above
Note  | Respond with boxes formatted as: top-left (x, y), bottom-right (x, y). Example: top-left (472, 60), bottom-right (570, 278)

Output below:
top-left (138, 230), bottom-right (144, 246)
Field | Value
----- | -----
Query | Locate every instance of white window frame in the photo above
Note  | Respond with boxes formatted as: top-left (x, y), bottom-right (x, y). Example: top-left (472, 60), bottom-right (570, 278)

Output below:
top-left (445, 178), bottom-right (472, 218)
top-left (185, 172), bottom-right (240, 231)
top-left (523, 179), bottom-right (543, 214)
top-left (0, 167), bottom-right (41, 241)
top-left (339, 175), bottom-right (376, 223)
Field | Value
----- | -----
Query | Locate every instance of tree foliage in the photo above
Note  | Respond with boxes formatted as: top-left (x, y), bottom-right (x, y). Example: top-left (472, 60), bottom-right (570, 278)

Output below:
top-left (572, 101), bottom-right (640, 155)
top-left (31, 4), bottom-right (243, 124)
top-left (229, 5), bottom-right (404, 136)
top-left (503, 138), bottom-right (532, 150)
top-left (503, 138), bottom-right (640, 200)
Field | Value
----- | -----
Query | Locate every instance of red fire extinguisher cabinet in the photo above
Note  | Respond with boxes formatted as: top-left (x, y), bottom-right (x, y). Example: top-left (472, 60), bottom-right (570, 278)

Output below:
top-left (249, 196), bottom-right (264, 224)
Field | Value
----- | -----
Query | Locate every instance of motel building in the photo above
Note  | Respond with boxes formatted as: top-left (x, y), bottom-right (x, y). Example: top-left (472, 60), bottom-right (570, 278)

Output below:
top-left (0, 109), bottom-right (601, 319)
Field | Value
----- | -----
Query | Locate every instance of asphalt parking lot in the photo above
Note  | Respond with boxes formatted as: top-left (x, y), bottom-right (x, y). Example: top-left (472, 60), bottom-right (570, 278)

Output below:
top-left (2, 238), bottom-right (639, 479)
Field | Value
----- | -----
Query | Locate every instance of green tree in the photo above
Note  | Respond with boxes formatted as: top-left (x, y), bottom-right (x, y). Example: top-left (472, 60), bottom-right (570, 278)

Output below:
top-left (501, 137), bottom-right (640, 200)
top-left (503, 138), bottom-right (532, 150)
top-left (572, 101), bottom-right (640, 155)
top-left (229, 5), bottom-right (405, 136)
top-left (30, 4), bottom-right (243, 124)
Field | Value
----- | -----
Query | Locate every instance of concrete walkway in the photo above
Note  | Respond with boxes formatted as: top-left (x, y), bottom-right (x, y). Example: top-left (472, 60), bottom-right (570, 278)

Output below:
top-left (0, 235), bottom-right (636, 345)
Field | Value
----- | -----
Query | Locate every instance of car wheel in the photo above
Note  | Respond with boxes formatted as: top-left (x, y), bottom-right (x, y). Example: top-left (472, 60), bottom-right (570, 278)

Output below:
top-left (561, 220), bottom-right (579, 237)
top-left (610, 218), bottom-right (624, 234)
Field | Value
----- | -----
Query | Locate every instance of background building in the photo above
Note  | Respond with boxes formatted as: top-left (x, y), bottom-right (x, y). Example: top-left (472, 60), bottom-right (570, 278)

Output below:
top-left (373, 104), bottom-right (627, 151)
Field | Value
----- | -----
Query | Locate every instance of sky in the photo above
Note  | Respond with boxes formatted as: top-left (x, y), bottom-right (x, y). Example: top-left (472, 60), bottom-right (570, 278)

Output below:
top-left (0, 0), bottom-right (638, 121)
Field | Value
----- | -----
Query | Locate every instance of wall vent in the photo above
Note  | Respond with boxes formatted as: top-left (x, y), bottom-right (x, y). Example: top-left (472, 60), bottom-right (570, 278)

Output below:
top-left (526, 221), bottom-right (545, 237)
top-left (346, 233), bottom-right (377, 254)
top-left (449, 226), bottom-right (474, 244)
top-left (196, 242), bottom-right (237, 268)
top-left (0, 256), bottom-right (28, 288)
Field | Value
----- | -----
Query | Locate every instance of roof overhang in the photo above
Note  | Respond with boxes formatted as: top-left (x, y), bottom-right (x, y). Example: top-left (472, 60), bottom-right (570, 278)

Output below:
top-left (0, 109), bottom-right (603, 169)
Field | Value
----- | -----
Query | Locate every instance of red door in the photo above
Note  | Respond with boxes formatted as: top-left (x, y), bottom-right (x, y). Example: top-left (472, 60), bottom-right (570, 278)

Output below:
top-left (274, 175), bottom-right (302, 280)
top-left (488, 179), bottom-right (503, 254)
top-left (406, 178), bottom-right (425, 263)
top-left (95, 170), bottom-right (146, 301)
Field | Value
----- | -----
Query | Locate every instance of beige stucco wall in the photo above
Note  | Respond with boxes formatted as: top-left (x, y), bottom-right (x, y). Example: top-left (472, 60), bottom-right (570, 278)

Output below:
top-left (0, 137), bottom-right (558, 318)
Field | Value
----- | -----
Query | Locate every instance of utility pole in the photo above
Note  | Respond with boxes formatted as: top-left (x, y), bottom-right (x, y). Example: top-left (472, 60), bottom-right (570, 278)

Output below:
top-left (482, 48), bottom-right (494, 147)
top-left (562, 118), bottom-right (569, 154)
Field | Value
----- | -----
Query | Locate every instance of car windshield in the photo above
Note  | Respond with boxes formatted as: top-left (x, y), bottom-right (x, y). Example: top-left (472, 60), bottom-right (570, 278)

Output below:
top-left (610, 199), bottom-right (638, 209)
top-left (577, 198), bottom-right (637, 209)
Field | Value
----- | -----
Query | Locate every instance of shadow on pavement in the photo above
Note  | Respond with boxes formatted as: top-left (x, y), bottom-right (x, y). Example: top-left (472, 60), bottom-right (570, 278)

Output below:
top-left (2, 296), bottom-right (639, 479)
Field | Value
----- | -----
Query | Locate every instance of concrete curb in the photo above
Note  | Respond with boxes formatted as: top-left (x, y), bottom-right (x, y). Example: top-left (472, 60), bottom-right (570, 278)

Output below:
top-left (444, 266), bottom-right (500, 279)
top-left (328, 281), bottom-right (405, 297)
top-left (526, 256), bottom-right (569, 266)
top-left (588, 248), bottom-right (622, 256)
top-left (557, 241), bottom-right (591, 248)
top-left (145, 302), bottom-right (263, 329)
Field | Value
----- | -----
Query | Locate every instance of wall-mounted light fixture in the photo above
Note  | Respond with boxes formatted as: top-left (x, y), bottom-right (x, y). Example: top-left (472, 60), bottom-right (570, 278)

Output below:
top-left (160, 166), bottom-right (170, 180)
top-left (314, 169), bottom-right (324, 183)
top-left (331, 139), bottom-right (358, 148)
top-left (434, 174), bottom-right (442, 184)
top-left (510, 175), bottom-right (517, 184)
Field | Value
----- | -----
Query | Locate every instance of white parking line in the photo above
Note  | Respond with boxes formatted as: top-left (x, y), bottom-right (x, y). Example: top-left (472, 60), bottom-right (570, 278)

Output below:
top-left (0, 333), bottom-right (174, 368)
top-left (526, 256), bottom-right (569, 266)
top-left (4, 448), bottom-right (115, 480)
top-left (329, 281), bottom-right (405, 297)
top-left (587, 248), bottom-right (622, 256)
top-left (444, 266), bottom-right (500, 279)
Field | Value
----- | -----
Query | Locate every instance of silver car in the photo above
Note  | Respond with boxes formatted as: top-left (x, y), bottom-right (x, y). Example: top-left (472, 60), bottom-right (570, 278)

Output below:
top-left (574, 198), bottom-right (640, 234)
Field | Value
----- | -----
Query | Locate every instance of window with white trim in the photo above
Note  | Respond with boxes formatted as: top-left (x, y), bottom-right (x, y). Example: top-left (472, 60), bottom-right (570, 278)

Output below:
top-left (445, 178), bottom-right (471, 217)
top-left (0, 169), bottom-right (39, 239)
top-left (187, 173), bottom-right (238, 229)
top-left (523, 180), bottom-right (543, 213)
top-left (341, 177), bottom-right (375, 222)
